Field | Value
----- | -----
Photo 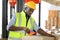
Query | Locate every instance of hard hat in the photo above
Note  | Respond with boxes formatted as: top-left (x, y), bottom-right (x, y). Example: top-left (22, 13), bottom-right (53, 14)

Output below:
top-left (25, 1), bottom-right (36, 10)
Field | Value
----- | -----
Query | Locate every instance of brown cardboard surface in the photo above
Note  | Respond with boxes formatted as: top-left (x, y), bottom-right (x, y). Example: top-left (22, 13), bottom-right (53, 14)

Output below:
top-left (22, 36), bottom-right (54, 40)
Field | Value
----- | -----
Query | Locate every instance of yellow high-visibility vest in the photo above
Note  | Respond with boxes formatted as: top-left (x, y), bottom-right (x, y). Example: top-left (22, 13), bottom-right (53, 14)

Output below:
top-left (8, 11), bottom-right (34, 39)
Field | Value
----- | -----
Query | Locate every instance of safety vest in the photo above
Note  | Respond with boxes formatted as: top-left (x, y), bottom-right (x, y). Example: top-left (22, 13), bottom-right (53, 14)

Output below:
top-left (8, 11), bottom-right (34, 39)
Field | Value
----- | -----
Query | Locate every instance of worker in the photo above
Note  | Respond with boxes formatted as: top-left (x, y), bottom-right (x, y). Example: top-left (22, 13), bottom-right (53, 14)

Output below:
top-left (7, 1), bottom-right (57, 40)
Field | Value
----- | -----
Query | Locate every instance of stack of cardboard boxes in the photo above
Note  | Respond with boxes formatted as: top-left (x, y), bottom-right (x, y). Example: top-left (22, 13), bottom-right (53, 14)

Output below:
top-left (44, 0), bottom-right (60, 6)
top-left (45, 10), bottom-right (60, 34)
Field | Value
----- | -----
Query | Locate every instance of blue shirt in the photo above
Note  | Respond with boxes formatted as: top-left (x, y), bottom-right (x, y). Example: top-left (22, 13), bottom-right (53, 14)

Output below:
top-left (7, 14), bottom-right (40, 32)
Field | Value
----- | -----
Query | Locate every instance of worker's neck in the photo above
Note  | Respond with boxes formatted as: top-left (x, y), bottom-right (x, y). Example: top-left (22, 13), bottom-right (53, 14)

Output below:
top-left (23, 10), bottom-right (31, 17)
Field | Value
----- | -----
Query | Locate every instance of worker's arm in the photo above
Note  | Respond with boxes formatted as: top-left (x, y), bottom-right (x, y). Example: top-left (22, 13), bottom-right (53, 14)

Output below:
top-left (37, 28), bottom-right (54, 37)
top-left (7, 14), bottom-right (16, 31)
top-left (34, 21), bottom-right (57, 40)
top-left (37, 28), bottom-right (57, 40)
top-left (9, 26), bottom-right (25, 31)
top-left (9, 26), bottom-right (30, 33)
top-left (34, 21), bottom-right (54, 37)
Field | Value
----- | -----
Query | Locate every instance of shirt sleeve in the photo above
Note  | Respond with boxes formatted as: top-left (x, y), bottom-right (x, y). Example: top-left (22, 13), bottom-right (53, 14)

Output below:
top-left (34, 21), bottom-right (40, 32)
top-left (7, 14), bottom-right (16, 31)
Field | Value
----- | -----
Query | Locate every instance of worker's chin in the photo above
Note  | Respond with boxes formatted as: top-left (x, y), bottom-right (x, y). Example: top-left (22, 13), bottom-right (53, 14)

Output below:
top-left (29, 14), bottom-right (32, 16)
top-left (29, 13), bottom-right (32, 15)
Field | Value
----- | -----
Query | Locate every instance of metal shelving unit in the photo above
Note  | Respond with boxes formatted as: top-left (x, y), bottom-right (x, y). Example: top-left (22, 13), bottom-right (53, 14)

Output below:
top-left (39, 3), bottom-right (40, 27)
top-left (2, 0), bottom-right (8, 38)
top-left (17, 0), bottom-right (24, 12)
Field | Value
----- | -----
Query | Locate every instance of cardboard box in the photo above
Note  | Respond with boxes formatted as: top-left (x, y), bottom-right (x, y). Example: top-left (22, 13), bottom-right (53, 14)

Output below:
top-left (22, 36), bottom-right (54, 40)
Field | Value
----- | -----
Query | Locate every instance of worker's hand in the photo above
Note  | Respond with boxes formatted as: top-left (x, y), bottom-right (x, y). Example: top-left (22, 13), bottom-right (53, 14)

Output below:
top-left (23, 27), bottom-right (30, 33)
top-left (51, 35), bottom-right (57, 40)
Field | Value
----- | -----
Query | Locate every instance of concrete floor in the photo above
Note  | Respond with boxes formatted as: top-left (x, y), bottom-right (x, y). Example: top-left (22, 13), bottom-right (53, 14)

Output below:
top-left (0, 38), bottom-right (8, 40)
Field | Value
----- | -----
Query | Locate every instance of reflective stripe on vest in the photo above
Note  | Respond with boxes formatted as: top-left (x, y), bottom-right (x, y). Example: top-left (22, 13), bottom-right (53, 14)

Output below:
top-left (8, 11), bottom-right (34, 39)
